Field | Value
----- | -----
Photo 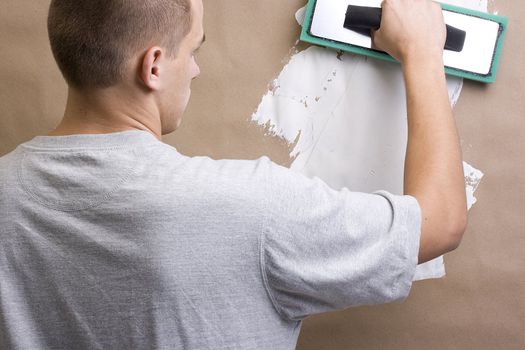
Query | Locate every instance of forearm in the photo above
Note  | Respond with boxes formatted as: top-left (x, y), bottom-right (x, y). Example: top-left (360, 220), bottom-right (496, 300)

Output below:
top-left (402, 56), bottom-right (467, 264)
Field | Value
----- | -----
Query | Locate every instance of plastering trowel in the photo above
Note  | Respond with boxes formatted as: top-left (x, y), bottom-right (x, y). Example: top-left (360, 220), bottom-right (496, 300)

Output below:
top-left (300, 0), bottom-right (508, 83)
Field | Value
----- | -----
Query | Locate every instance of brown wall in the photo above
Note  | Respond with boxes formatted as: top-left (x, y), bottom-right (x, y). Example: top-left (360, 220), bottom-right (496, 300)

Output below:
top-left (1, 1), bottom-right (523, 349)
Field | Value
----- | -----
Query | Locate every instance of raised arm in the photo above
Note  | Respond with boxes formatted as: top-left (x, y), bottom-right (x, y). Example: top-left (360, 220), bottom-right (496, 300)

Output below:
top-left (373, 0), bottom-right (468, 264)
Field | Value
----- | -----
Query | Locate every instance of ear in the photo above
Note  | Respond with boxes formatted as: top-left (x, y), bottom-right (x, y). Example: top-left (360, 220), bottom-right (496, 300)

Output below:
top-left (140, 46), bottom-right (164, 91)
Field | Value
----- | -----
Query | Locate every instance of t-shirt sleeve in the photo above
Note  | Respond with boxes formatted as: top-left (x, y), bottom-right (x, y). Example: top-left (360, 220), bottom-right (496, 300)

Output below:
top-left (259, 160), bottom-right (422, 321)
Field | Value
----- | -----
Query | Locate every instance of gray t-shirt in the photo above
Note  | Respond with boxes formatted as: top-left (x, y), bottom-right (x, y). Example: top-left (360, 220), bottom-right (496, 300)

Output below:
top-left (0, 130), bottom-right (421, 350)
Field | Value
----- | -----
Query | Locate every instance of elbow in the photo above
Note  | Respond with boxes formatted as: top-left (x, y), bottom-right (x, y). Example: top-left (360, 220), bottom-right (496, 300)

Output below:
top-left (444, 211), bottom-right (468, 252)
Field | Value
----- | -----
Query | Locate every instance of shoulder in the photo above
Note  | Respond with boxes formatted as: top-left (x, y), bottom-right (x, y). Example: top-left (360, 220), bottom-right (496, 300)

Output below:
top-left (157, 142), bottom-right (295, 189)
top-left (152, 142), bottom-right (299, 206)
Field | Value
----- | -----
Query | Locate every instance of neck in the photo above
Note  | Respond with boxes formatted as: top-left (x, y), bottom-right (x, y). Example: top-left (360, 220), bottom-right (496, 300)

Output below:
top-left (48, 87), bottom-right (162, 140)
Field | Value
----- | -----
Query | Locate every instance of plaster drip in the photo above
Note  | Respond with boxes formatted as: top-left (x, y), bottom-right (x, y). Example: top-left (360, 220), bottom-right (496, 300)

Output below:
top-left (251, 0), bottom-right (488, 281)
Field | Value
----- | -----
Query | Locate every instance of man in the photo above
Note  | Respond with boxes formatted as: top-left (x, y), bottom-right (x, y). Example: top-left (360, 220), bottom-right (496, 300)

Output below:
top-left (0, 0), bottom-right (467, 348)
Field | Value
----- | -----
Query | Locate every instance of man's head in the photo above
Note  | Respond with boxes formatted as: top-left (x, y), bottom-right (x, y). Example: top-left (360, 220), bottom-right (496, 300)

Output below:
top-left (47, 0), bottom-right (205, 135)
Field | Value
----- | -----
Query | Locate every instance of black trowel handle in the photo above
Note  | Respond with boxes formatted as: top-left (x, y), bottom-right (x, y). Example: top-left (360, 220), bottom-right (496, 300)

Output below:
top-left (344, 5), bottom-right (466, 52)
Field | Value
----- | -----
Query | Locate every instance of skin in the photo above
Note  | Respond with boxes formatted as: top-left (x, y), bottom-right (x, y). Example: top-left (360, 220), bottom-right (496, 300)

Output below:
top-left (47, 0), bottom-right (205, 140)
top-left (46, 0), bottom-right (466, 264)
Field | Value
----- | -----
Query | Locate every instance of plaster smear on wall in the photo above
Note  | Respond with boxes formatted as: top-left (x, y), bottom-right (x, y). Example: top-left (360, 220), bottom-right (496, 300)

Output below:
top-left (252, 0), bottom-right (487, 281)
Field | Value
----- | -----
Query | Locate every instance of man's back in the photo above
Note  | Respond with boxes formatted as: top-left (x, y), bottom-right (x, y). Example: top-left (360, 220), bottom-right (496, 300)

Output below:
top-left (0, 130), bottom-right (420, 349)
top-left (0, 130), bottom-right (299, 349)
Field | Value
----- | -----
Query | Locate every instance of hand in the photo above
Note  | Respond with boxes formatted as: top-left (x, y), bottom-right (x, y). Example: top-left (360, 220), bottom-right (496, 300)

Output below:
top-left (372, 0), bottom-right (446, 65)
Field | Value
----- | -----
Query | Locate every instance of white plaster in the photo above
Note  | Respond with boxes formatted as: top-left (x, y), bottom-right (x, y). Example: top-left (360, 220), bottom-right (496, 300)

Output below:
top-left (295, 6), bottom-right (306, 26)
top-left (251, 0), bottom-right (487, 281)
top-left (464, 161), bottom-right (484, 210)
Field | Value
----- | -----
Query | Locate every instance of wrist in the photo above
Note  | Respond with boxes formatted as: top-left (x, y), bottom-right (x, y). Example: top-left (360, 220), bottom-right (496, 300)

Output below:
top-left (401, 53), bottom-right (445, 80)
top-left (401, 49), bottom-right (444, 71)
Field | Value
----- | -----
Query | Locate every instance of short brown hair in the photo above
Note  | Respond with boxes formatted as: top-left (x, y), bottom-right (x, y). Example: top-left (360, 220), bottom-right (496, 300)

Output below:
top-left (48, 0), bottom-right (192, 89)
